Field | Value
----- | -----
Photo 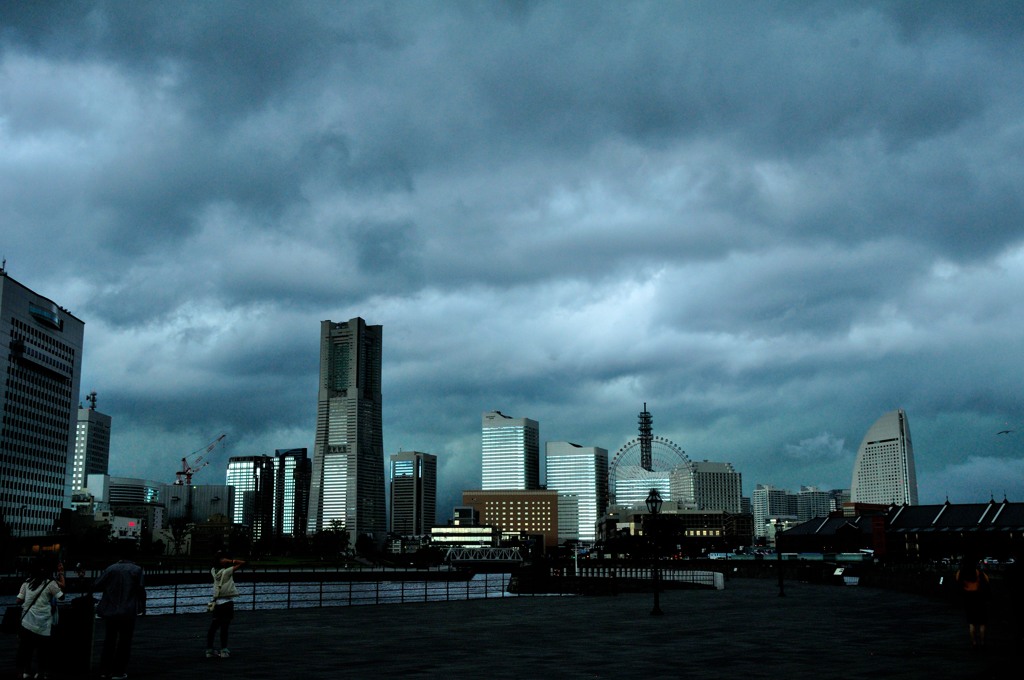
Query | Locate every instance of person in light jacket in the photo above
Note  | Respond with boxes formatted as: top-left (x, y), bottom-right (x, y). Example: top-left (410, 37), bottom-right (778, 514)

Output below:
top-left (206, 551), bottom-right (245, 658)
top-left (15, 557), bottom-right (65, 680)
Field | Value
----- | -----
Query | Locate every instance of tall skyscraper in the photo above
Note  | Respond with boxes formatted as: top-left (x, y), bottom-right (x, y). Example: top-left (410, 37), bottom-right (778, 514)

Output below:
top-left (72, 391), bottom-right (112, 493)
top-left (275, 448), bottom-right (311, 539)
top-left (226, 455), bottom-right (276, 544)
top-left (545, 441), bottom-right (608, 543)
top-left (481, 411), bottom-right (539, 490)
top-left (0, 268), bottom-right (84, 537)
top-left (851, 409), bottom-right (918, 505)
top-left (307, 318), bottom-right (385, 539)
top-left (389, 451), bottom-right (437, 536)
top-left (670, 460), bottom-right (743, 513)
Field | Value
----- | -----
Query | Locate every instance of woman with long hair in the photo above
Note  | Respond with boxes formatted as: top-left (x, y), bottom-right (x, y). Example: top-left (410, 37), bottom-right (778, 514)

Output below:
top-left (15, 557), bottom-right (65, 679)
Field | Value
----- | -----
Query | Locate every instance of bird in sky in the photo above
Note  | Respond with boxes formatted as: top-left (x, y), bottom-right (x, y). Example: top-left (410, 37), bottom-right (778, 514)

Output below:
top-left (997, 429), bottom-right (1015, 435)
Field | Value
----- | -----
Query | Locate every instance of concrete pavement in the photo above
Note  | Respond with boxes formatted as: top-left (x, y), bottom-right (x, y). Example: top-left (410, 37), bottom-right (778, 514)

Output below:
top-left (3, 576), bottom-right (1013, 679)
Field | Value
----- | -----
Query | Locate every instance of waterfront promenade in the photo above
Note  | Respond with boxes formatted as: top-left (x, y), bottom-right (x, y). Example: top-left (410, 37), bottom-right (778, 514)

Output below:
top-left (3, 576), bottom-right (1013, 679)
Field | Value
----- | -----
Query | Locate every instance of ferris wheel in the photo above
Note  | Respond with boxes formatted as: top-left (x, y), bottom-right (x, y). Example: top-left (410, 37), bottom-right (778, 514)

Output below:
top-left (608, 434), bottom-right (690, 505)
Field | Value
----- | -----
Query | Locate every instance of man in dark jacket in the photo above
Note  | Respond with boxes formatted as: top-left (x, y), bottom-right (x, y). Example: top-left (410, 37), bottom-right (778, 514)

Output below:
top-left (93, 554), bottom-right (146, 680)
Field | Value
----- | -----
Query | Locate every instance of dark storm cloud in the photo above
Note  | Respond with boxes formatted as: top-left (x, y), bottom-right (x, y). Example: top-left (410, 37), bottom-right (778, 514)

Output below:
top-left (3, 1), bottom-right (1024, 504)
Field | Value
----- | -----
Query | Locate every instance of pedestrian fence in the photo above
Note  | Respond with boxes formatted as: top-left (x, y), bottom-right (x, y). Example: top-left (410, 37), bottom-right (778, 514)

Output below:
top-left (144, 572), bottom-right (518, 616)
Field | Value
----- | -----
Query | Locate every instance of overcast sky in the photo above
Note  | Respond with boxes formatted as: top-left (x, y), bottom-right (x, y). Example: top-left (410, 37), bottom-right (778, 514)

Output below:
top-left (4, 1), bottom-right (1024, 516)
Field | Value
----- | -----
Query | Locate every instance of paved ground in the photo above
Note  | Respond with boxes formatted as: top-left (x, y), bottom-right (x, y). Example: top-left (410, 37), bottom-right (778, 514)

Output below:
top-left (3, 576), bottom-right (1015, 679)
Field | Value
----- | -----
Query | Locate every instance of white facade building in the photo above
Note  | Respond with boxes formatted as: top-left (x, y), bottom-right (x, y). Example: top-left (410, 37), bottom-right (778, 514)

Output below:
top-left (851, 409), bottom-right (918, 506)
top-left (545, 441), bottom-right (608, 543)
top-left (481, 411), bottom-right (539, 490)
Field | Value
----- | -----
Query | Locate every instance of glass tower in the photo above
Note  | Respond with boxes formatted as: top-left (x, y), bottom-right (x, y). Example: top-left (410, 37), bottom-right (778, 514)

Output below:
top-left (545, 441), bottom-right (608, 543)
top-left (226, 455), bottom-right (275, 544)
top-left (275, 448), bottom-right (311, 538)
top-left (389, 451), bottom-right (437, 536)
top-left (307, 318), bottom-right (385, 539)
top-left (481, 411), bottom-right (539, 490)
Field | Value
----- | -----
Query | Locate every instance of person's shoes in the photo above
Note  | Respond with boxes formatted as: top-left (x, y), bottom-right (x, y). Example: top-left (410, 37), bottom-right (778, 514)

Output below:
top-left (206, 649), bottom-right (215, 658)
top-left (218, 648), bottom-right (231, 658)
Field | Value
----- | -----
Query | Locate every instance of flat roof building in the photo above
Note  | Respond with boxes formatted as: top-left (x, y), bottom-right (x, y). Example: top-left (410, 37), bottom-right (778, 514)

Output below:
top-left (545, 441), bottom-right (608, 543)
top-left (390, 451), bottom-right (437, 536)
top-left (0, 268), bottom-right (84, 536)
top-left (462, 489), bottom-right (559, 549)
top-left (481, 411), bottom-right (539, 491)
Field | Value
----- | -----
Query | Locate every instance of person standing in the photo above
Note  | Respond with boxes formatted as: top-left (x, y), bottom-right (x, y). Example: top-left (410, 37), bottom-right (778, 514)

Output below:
top-left (206, 552), bottom-right (245, 658)
top-left (15, 558), bottom-right (65, 679)
top-left (955, 555), bottom-right (990, 649)
top-left (93, 553), bottom-right (146, 680)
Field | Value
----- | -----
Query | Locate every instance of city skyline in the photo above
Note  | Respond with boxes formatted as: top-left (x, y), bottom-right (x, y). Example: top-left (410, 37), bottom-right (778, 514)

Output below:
top-left (2, 4), bottom-right (1024, 521)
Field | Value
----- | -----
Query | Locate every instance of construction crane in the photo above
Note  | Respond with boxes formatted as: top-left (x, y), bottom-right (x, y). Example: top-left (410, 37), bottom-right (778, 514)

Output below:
top-left (173, 434), bottom-right (227, 485)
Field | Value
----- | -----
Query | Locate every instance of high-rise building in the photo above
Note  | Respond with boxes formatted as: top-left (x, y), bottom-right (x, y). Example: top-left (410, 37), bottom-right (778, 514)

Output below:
top-left (796, 486), bottom-right (833, 522)
top-left (307, 318), bottom-right (385, 540)
top-left (226, 455), bottom-right (275, 544)
top-left (274, 448), bottom-right (311, 539)
top-left (670, 460), bottom-right (743, 513)
top-left (545, 442), bottom-right (608, 543)
top-left (389, 451), bottom-right (437, 536)
top-left (851, 409), bottom-right (918, 506)
top-left (72, 392), bottom-right (111, 493)
top-left (0, 268), bottom-right (84, 537)
top-left (751, 484), bottom-right (797, 538)
top-left (481, 411), bottom-right (539, 490)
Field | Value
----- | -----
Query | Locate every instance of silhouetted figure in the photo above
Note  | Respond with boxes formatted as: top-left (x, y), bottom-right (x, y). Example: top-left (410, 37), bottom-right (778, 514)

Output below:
top-left (93, 553), bottom-right (146, 679)
top-left (15, 557), bottom-right (65, 679)
top-left (955, 556), bottom-right (990, 649)
top-left (206, 552), bottom-right (246, 658)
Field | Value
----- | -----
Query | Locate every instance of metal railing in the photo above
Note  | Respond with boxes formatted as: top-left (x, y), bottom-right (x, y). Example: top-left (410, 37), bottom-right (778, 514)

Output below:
top-left (143, 572), bottom-right (517, 616)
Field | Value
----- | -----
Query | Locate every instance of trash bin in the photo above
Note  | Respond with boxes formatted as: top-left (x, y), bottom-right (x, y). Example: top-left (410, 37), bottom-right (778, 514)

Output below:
top-left (52, 595), bottom-right (95, 675)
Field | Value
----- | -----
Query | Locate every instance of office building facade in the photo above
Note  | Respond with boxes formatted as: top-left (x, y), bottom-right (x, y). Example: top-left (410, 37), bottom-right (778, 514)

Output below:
top-left (752, 484), bottom-right (797, 538)
top-left (307, 318), bottom-right (385, 539)
top-left (274, 448), bottom-right (311, 539)
top-left (462, 489), bottom-right (559, 548)
top-left (72, 394), bottom-right (111, 492)
top-left (481, 411), bottom-right (539, 490)
top-left (851, 409), bottom-right (918, 506)
top-left (226, 455), bottom-right (276, 543)
top-left (0, 268), bottom-right (84, 537)
top-left (545, 441), bottom-right (608, 543)
top-left (670, 460), bottom-right (742, 513)
top-left (389, 451), bottom-right (437, 536)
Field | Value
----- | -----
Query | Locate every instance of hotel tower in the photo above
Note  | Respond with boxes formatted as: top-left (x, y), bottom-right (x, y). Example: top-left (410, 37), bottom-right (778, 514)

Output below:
top-left (851, 409), bottom-right (918, 506)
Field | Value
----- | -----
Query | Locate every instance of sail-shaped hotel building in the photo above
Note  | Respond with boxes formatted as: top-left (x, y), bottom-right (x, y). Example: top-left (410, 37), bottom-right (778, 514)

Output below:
top-left (851, 409), bottom-right (918, 505)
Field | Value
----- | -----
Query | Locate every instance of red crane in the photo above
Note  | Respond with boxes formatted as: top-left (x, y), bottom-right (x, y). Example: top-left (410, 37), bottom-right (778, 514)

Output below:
top-left (173, 433), bottom-right (227, 485)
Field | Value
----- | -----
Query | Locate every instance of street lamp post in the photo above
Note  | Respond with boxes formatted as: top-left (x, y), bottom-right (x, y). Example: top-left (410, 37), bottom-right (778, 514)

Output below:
top-left (645, 488), bottom-right (664, 616)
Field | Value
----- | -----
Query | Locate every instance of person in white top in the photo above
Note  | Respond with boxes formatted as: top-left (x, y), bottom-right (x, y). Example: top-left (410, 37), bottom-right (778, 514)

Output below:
top-left (206, 551), bottom-right (246, 658)
top-left (15, 558), bottom-right (65, 680)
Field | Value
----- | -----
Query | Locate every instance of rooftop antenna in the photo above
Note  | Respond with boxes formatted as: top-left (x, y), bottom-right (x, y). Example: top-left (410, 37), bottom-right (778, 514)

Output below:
top-left (638, 402), bottom-right (653, 472)
top-left (86, 391), bottom-right (98, 410)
